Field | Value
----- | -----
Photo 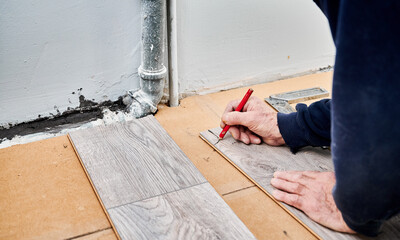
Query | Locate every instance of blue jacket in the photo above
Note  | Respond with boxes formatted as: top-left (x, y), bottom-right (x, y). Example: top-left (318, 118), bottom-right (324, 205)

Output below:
top-left (277, 0), bottom-right (400, 236)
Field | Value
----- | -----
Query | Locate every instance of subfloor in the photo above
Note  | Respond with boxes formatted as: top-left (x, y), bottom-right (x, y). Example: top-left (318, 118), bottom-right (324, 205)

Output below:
top-left (0, 72), bottom-right (332, 240)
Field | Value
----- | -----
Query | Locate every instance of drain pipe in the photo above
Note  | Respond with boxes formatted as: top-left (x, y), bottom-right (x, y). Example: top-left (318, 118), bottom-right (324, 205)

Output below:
top-left (167, 0), bottom-right (179, 107)
top-left (127, 0), bottom-right (167, 118)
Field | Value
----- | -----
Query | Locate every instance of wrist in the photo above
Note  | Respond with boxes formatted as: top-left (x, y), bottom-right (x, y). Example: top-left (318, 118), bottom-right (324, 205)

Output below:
top-left (272, 112), bottom-right (285, 144)
top-left (263, 112), bottom-right (285, 145)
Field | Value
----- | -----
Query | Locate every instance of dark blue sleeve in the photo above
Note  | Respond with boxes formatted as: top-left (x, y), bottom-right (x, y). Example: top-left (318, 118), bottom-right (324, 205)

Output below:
top-left (329, 0), bottom-right (400, 236)
top-left (277, 99), bottom-right (331, 153)
top-left (312, 0), bottom-right (400, 236)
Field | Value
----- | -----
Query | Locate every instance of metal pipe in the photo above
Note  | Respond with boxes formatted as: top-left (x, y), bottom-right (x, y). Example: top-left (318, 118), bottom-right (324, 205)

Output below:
top-left (167, 0), bottom-right (179, 107)
top-left (127, 0), bottom-right (167, 118)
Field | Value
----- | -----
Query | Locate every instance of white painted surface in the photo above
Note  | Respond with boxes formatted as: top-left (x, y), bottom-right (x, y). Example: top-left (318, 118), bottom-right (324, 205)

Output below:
top-left (0, 1), bottom-right (142, 128)
top-left (176, 0), bottom-right (335, 95)
top-left (0, 0), bottom-right (335, 127)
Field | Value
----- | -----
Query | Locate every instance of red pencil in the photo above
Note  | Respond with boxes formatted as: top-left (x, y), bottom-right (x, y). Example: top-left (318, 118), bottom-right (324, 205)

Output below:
top-left (219, 88), bottom-right (254, 140)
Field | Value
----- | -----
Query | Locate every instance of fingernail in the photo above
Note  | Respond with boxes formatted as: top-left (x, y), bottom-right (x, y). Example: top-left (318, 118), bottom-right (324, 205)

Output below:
top-left (222, 114), bottom-right (229, 123)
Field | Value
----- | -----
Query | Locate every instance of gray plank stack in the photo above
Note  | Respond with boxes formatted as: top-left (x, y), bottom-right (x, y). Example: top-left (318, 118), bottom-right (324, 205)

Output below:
top-left (200, 127), bottom-right (400, 240)
top-left (69, 116), bottom-right (255, 240)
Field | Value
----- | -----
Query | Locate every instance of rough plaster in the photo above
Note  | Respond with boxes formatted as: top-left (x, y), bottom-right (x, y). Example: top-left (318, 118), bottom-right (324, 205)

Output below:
top-left (0, 1), bottom-right (142, 128)
top-left (0, 108), bottom-right (136, 149)
top-left (177, 0), bottom-right (336, 95)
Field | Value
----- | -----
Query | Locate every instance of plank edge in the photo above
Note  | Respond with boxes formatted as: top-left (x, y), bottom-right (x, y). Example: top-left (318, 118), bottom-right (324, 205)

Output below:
top-left (199, 133), bottom-right (322, 240)
top-left (67, 134), bottom-right (121, 240)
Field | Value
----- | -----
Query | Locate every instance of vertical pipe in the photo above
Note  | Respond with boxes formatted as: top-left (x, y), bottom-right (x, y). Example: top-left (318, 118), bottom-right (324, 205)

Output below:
top-left (167, 0), bottom-right (179, 107)
top-left (128, 0), bottom-right (167, 118)
top-left (140, 0), bottom-right (165, 72)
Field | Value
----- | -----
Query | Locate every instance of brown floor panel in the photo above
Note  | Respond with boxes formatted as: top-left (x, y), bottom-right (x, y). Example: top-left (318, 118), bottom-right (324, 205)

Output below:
top-left (71, 228), bottom-right (116, 240)
top-left (0, 135), bottom-right (116, 240)
top-left (223, 186), bottom-right (317, 240)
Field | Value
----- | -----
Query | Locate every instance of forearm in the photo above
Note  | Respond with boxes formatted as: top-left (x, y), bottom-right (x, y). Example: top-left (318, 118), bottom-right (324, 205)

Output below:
top-left (277, 99), bottom-right (331, 153)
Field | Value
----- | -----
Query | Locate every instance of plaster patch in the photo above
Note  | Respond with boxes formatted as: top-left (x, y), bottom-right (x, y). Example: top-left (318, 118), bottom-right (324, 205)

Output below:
top-left (0, 109), bottom-right (137, 149)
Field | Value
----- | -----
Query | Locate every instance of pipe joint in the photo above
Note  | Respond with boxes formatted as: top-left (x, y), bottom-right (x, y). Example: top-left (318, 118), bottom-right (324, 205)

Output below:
top-left (138, 65), bottom-right (167, 80)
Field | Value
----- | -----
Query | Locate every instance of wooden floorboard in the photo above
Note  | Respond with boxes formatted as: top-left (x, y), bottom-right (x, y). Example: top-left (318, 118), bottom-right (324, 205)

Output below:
top-left (69, 116), bottom-right (206, 209)
top-left (200, 127), bottom-right (400, 240)
top-left (69, 115), bottom-right (255, 239)
top-left (108, 183), bottom-right (255, 240)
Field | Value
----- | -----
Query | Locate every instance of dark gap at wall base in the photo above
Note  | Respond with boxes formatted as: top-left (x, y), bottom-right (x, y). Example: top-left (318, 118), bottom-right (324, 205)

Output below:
top-left (0, 96), bottom-right (126, 143)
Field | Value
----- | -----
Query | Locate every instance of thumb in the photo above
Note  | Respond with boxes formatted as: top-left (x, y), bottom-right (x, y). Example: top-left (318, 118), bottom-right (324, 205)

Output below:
top-left (222, 111), bottom-right (254, 127)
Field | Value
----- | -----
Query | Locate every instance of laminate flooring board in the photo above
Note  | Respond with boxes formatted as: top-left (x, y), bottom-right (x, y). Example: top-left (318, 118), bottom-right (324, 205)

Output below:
top-left (70, 116), bottom-right (255, 239)
top-left (200, 127), bottom-right (400, 240)
top-left (108, 183), bottom-right (256, 240)
top-left (69, 115), bottom-right (206, 209)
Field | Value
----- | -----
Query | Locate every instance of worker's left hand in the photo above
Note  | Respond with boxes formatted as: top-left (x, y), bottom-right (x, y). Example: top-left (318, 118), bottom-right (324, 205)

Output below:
top-left (270, 171), bottom-right (356, 234)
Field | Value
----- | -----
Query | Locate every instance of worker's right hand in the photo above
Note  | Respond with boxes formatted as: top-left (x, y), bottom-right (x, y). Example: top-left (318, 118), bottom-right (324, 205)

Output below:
top-left (220, 96), bottom-right (285, 145)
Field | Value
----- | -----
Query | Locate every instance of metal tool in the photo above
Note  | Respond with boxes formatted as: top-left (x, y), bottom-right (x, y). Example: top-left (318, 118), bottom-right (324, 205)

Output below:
top-left (265, 87), bottom-right (329, 113)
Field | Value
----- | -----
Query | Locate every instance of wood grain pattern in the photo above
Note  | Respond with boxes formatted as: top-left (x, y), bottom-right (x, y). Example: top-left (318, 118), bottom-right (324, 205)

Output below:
top-left (108, 183), bottom-right (256, 240)
top-left (70, 116), bottom-right (255, 240)
top-left (200, 127), bottom-right (400, 240)
top-left (69, 116), bottom-right (206, 209)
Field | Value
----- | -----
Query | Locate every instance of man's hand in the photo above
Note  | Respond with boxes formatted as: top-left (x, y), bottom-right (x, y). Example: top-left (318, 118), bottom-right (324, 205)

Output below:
top-left (270, 171), bottom-right (355, 234)
top-left (220, 96), bottom-right (285, 145)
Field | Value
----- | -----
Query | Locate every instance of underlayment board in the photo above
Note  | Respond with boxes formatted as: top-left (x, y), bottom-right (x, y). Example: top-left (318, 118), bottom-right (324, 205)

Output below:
top-left (200, 127), bottom-right (400, 240)
top-left (69, 116), bottom-right (255, 240)
top-left (0, 135), bottom-right (114, 240)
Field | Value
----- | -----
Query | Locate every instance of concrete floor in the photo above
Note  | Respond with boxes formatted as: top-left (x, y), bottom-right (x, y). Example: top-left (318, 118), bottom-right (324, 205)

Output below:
top-left (0, 72), bottom-right (332, 240)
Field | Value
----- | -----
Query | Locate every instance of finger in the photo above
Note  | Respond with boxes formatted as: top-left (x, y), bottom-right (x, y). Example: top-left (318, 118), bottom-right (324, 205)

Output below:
top-left (241, 96), bottom-right (257, 112)
top-left (223, 99), bottom-right (241, 116)
top-left (238, 126), bottom-right (250, 144)
top-left (273, 189), bottom-right (304, 210)
top-left (220, 120), bottom-right (226, 129)
top-left (271, 177), bottom-right (306, 195)
top-left (222, 111), bottom-right (255, 128)
top-left (228, 126), bottom-right (240, 140)
top-left (301, 171), bottom-right (323, 179)
top-left (221, 99), bottom-right (241, 129)
top-left (245, 128), bottom-right (261, 144)
top-left (273, 171), bottom-right (314, 185)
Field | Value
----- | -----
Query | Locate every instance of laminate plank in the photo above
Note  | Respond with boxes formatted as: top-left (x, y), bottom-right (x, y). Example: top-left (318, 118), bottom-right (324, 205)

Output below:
top-left (200, 127), bottom-right (400, 240)
top-left (108, 183), bottom-right (256, 240)
top-left (70, 116), bottom-right (255, 240)
top-left (69, 115), bottom-right (206, 209)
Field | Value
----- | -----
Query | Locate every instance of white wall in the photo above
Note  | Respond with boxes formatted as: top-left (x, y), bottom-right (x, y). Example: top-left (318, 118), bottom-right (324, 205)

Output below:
top-left (0, 1), bottom-right (142, 128)
top-left (177, 0), bottom-right (335, 95)
top-left (0, 0), bottom-right (335, 128)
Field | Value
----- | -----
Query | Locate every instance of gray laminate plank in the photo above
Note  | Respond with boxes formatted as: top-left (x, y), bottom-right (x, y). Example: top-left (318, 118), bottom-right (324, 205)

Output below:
top-left (200, 127), bottom-right (400, 240)
top-left (108, 182), bottom-right (256, 240)
top-left (69, 115), bottom-right (206, 209)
